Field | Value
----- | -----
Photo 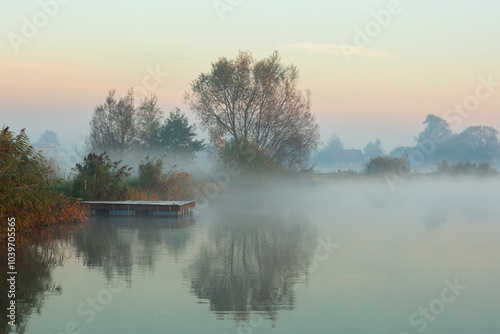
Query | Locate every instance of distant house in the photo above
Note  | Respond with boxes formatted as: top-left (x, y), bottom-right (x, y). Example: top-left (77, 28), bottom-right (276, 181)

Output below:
top-left (32, 143), bottom-right (57, 159)
top-left (315, 148), bottom-right (365, 172)
top-left (338, 149), bottom-right (364, 164)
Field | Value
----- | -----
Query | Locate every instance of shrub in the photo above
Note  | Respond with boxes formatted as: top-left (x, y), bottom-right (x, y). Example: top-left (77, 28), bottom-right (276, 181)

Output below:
top-left (138, 156), bottom-right (164, 189)
top-left (162, 170), bottom-right (192, 199)
top-left (437, 160), bottom-right (498, 176)
top-left (365, 156), bottom-right (410, 176)
top-left (71, 152), bottom-right (132, 200)
top-left (131, 156), bottom-right (192, 200)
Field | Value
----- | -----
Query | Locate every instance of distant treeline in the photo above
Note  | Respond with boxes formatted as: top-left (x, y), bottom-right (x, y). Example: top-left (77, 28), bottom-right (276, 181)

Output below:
top-left (314, 114), bottom-right (500, 171)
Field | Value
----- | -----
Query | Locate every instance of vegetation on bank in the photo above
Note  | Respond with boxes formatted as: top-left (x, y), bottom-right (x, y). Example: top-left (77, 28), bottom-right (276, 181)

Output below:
top-left (71, 152), bottom-right (132, 201)
top-left (0, 126), bottom-right (196, 238)
top-left (365, 156), bottom-right (410, 176)
top-left (436, 160), bottom-right (498, 176)
top-left (134, 156), bottom-right (193, 200)
top-left (52, 153), bottom-right (195, 202)
top-left (315, 156), bottom-right (498, 181)
top-left (0, 127), bottom-right (88, 239)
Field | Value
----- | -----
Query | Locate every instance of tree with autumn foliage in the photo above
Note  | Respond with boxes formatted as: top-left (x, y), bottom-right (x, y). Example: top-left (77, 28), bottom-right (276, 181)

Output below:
top-left (185, 51), bottom-right (320, 172)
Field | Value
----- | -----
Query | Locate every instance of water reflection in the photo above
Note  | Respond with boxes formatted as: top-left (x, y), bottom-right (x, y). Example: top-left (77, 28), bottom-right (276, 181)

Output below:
top-left (0, 230), bottom-right (69, 334)
top-left (188, 210), bottom-right (317, 322)
top-left (72, 217), bottom-right (195, 284)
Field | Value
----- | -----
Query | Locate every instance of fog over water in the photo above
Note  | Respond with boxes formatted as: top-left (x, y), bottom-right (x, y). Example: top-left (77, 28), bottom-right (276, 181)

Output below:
top-left (3, 178), bottom-right (500, 334)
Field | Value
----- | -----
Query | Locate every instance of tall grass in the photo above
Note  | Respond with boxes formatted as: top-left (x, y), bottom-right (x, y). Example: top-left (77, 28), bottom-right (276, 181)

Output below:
top-left (0, 127), bottom-right (87, 241)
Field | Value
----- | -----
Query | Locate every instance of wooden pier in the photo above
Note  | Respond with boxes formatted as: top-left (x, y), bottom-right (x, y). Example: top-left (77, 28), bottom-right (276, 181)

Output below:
top-left (80, 200), bottom-right (195, 217)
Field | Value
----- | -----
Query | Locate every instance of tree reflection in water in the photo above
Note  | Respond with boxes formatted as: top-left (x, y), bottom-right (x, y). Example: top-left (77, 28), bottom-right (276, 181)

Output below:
top-left (0, 217), bottom-right (195, 333)
top-left (188, 209), bottom-right (317, 323)
top-left (0, 229), bottom-right (69, 334)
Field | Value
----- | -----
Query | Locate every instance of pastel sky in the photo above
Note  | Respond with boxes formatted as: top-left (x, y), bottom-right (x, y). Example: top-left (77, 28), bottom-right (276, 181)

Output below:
top-left (1, 0), bottom-right (499, 151)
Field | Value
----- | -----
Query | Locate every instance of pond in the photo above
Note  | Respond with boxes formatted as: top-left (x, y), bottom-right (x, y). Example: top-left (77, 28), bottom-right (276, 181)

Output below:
top-left (3, 180), bottom-right (500, 334)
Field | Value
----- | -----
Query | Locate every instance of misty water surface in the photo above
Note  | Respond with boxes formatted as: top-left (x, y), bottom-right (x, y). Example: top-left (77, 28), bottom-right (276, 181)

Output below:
top-left (3, 179), bottom-right (500, 334)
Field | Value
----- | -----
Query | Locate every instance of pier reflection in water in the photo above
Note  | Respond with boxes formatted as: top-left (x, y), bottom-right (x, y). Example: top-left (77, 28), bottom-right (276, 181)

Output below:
top-left (72, 217), bottom-right (196, 283)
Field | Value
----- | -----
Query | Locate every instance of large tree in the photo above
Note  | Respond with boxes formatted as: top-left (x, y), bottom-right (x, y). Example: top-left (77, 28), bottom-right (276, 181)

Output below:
top-left (137, 94), bottom-right (162, 147)
top-left (87, 89), bottom-right (137, 156)
top-left (452, 126), bottom-right (500, 162)
top-left (396, 114), bottom-right (456, 165)
top-left (87, 89), bottom-right (162, 157)
top-left (185, 51), bottom-right (320, 172)
top-left (416, 114), bottom-right (452, 146)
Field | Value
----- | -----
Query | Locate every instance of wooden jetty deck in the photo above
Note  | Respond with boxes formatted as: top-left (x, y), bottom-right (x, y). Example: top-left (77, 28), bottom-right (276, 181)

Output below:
top-left (80, 200), bottom-right (195, 217)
